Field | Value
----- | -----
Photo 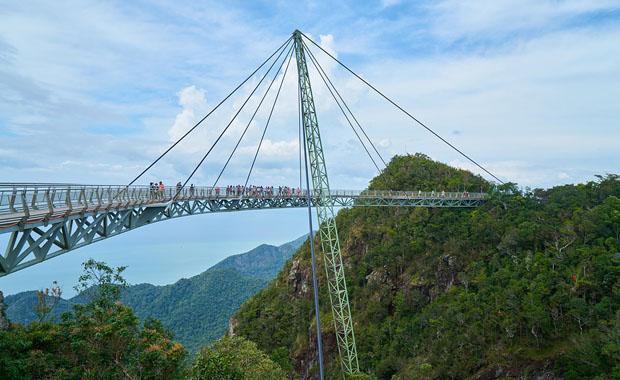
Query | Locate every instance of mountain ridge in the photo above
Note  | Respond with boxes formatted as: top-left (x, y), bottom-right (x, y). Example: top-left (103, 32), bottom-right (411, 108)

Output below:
top-left (232, 154), bottom-right (620, 379)
top-left (5, 235), bottom-right (306, 353)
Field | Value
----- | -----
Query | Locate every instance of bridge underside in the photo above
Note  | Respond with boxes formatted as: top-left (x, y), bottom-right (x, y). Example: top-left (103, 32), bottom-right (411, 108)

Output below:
top-left (0, 194), bottom-right (483, 276)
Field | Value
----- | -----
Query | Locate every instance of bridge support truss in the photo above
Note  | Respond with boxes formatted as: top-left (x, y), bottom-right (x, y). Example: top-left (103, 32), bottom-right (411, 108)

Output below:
top-left (293, 30), bottom-right (359, 375)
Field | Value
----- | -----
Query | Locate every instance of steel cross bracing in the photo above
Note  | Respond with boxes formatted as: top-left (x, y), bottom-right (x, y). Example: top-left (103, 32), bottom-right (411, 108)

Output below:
top-left (0, 184), bottom-right (485, 276)
top-left (293, 30), bottom-right (359, 375)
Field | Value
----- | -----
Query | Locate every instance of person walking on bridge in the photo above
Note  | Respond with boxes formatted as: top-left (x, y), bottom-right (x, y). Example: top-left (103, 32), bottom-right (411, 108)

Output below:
top-left (159, 181), bottom-right (165, 200)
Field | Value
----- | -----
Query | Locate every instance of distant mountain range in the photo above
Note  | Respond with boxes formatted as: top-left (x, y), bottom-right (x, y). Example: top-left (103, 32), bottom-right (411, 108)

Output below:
top-left (4, 234), bottom-right (306, 353)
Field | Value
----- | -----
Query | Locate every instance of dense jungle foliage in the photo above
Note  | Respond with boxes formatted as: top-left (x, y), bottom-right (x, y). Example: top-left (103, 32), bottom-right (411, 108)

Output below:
top-left (5, 237), bottom-right (304, 354)
top-left (188, 336), bottom-right (287, 380)
top-left (0, 260), bottom-right (186, 379)
top-left (234, 154), bottom-right (620, 379)
top-left (0, 260), bottom-right (286, 379)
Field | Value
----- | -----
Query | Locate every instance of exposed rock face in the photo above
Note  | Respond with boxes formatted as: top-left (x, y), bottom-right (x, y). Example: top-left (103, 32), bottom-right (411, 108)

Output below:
top-left (286, 256), bottom-right (334, 380)
top-left (365, 267), bottom-right (389, 286)
top-left (0, 291), bottom-right (9, 330)
top-left (228, 315), bottom-right (238, 337)
top-left (296, 326), bottom-right (336, 380)
top-left (298, 330), bottom-right (320, 380)
top-left (287, 258), bottom-right (310, 297)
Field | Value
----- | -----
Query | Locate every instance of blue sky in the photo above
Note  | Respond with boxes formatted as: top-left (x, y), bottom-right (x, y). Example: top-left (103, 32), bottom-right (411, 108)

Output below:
top-left (1, 0), bottom-right (619, 295)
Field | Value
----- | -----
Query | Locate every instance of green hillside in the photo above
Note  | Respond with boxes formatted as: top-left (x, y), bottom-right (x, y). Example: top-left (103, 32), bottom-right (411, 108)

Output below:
top-left (122, 268), bottom-right (267, 353)
top-left (233, 154), bottom-right (620, 379)
top-left (3, 291), bottom-right (73, 326)
top-left (5, 236), bottom-right (305, 353)
top-left (210, 235), bottom-right (308, 278)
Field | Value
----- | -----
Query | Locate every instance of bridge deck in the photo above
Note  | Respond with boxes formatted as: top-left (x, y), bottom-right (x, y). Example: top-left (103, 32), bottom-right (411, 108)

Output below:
top-left (0, 184), bottom-right (486, 276)
top-left (0, 185), bottom-right (485, 232)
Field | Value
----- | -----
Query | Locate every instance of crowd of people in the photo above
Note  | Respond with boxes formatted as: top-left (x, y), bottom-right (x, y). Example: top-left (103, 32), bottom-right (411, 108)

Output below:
top-left (416, 190), bottom-right (471, 198)
top-left (147, 182), bottom-right (303, 200)
top-left (223, 185), bottom-right (302, 197)
top-left (149, 181), bottom-right (165, 199)
top-left (146, 182), bottom-right (473, 201)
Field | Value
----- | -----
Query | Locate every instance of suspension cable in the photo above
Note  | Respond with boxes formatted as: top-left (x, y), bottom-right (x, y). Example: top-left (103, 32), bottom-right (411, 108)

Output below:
top-left (172, 40), bottom-right (292, 202)
top-left (302, 40), bottom-right (387, 168)
top-left (211, 44), bottom-right (294, 189)
top-left (243, 48), bottom-right (294, 191)
top-left (300, 32), bottom-right (504, 184)
top-left (125, 36), bottom-right (293, 188)
top-left (303, 41), bottom-right (381, 173)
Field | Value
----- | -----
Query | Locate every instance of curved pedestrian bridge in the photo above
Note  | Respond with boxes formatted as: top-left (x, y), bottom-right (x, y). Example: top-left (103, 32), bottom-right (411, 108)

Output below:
top-left (0, 184), bottom-right (486, 276)
top-left (0, 184), bottom-right (486, 231)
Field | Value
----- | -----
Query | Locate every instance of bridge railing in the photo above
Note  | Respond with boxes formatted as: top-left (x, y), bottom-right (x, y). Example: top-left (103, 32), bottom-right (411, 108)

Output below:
top-left (351, 189), bottom-right (486, 200)
top-left (0, 185), bottom-right (154, 227)
top-left (0, 184), bottom-right (487, 221)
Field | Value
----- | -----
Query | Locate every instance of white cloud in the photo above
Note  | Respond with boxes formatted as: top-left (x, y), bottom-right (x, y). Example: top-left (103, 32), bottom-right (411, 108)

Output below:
top-left (429, 0), bottom-right (620, 40)
top-left (169, 85), bottom-right (209, 142)
top-left (240, 139), bottom-right (298, 159)
top-left (348, 23), bottom-right (620, 188)
top-left (260, 139), bottom-right (299, 158)
top-left (319, 34), bottom-right (336, 56)
top-left (448, 159), bottom-right (599, 188)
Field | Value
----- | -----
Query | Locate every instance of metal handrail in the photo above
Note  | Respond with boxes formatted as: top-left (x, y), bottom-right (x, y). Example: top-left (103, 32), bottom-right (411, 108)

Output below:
top-left (0, 184), bottom-right (487, 218)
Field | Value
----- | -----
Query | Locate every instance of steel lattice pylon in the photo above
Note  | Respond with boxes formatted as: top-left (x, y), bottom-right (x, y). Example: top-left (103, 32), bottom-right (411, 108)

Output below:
top-left (293, 30), bottom-right (359, 375)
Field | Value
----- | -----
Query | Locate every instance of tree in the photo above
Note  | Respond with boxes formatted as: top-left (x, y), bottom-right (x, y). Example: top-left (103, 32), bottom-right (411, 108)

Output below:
top-left (189, 336), bottom-right (286, 380)
top-left (35, 281), bottom-right (62, 322)
top-left (0, 259), bottom-right (186, 379)
top-left (64, 259), bottom-right (186, 379)
top-left (74, 258), bottom-right (128, 308)
top-left (0, 291), bottom-right (8, 331)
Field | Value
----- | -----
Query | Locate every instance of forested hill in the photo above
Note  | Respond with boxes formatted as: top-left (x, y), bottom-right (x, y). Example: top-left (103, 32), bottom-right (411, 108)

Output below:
top-left (210, 235), bottom-right (308, 278)
top-left (233, 153), bottom-right (620, 379)
top-left (5, 236), bottom-right (305, 353)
